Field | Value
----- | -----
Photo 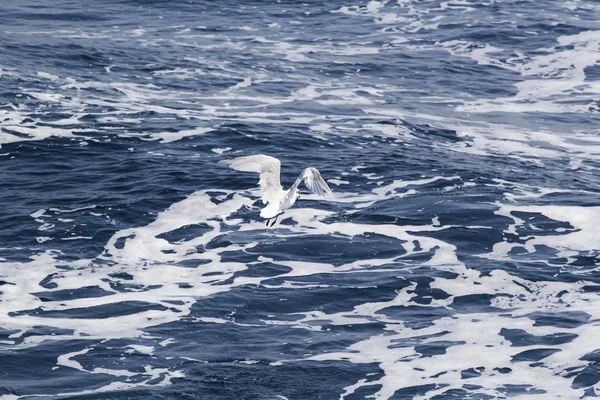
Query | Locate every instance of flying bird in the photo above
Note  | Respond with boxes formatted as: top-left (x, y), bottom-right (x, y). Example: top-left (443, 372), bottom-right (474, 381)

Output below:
top-left (220, 154), bottom-right (334, 226)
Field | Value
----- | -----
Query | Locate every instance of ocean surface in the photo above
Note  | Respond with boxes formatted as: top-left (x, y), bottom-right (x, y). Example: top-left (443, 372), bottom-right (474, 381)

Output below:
top-left (1, 0), bottom-right (600, 398)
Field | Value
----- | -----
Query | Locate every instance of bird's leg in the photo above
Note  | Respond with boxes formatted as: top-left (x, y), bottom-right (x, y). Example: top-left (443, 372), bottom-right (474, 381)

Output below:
top-left (268, 214), bottom-right (279, 227)
top-left (265, 218), bottom-right (271, 226)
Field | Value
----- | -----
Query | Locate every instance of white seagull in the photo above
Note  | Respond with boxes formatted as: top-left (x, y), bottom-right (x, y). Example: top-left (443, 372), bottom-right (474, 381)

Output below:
top-left (220, 154), bottom-right (334, 226)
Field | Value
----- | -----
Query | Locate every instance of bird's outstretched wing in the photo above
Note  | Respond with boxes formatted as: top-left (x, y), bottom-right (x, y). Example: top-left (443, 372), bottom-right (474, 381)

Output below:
top-left (290, 167), bottom-right (334, 197)
top-left (219, 154), bottom-right (282, 204)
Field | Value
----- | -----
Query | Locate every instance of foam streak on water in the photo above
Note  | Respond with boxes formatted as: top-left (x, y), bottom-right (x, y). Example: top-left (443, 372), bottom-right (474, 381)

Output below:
top-left (1, 0), bottom-right (600, 399)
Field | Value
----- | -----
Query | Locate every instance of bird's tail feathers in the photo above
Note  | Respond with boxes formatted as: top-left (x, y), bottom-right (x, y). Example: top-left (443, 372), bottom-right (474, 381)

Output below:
top-left (260, 203), bottom-right (281, 219)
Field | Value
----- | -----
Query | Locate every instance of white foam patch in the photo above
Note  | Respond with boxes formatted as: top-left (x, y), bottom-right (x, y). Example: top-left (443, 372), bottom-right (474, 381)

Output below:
top-left (51, 344), bottom-right (184, 398)
top-left (57, 348), bottom-right (90, 370)
top-left (444, 30), bottom-right (600, 114)
top-left (123, 190), bottom-right (595, 399)
top-left (126, 345), bottom-right (154, 355)
top-left (0, 124), bottom-right (81, 145)
top-left (363, 107), bottom-right (600, 170)
top-left (211, 147), bottom-right (231, 154)
top-left (333, 0), bottom-right (409, 25)
top-left (372, 175), bottom-right (460, 197)
top-left (485, 204), bottom-right (600, 262)
top-left (37, 72), bottom-right (60, 81)
top-left (148, 127), bottom-right (214, 143)
top-left (25, 91), bottom-right (63, 102)
top-left (284, 249), bottom-right (600, 399)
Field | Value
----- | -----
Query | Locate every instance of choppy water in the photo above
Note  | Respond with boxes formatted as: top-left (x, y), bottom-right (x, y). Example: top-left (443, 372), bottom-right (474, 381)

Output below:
top-left (2, 0), bottom-right (600, 398)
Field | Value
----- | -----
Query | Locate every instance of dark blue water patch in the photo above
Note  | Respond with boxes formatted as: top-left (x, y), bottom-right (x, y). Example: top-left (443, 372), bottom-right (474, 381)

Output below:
top-left (500, 328), bottom-right (578, 347)
top-left (147, 314), bottom-right (382, 368)
top-left (407, 277), bottom-right (451, 305)
top-left (435, 56), bottom-right (520, 98)
top-left (83, 359), bottom-right (380, 400)
top-left (464, 256), bottom-right (600, 286)
top-left (414, 225), bottom-right (503, 257)
top-left (72, 342), bottom-right (170, 383)
top-left (525, 311), bottom-right (591, 329)
top-left (112, 234), bottom-right (135, 250)
top-left (103, 277), bottom-right (162, 293)
top-left (572, 352), bottom-right (600, 389)
top-left (174, 258), bottom-right (212, 269)
top-left (403, 121), bottom-right (461, 143)
top-left (343, 194), bottom-right (502, 228)
top-left (303, 322), bottom-right (389, 354)
top-left (107, 272), bottom-right (134, 281)
top-left (158, 318), bottom-right (320, 363)
top-left (430, 199), bottom-right (508, 228)
top-left (1, 139), bottom-right (207, 257)
top-left (205, 236), bottom-right (242, 251)
top-left (9, 301), bottom-right (169, 319)
top-left (585, 64), bottom-right (600, 81)
top-left (497, 249), bottom-right (600, 280)
top-left (4, 42), bottom-right (110, 73)
top-left (156, 223), bottom-right (212, 244)
top-left (497, 384), bottom-right (546, 396)
top-left (582, 387), bottom-right (600, 398)
top-left (230, 261), bottom-right (292, 278)
top-left (461, 367), bottom-right (485, 379)
top-left (192, 276), bottom-right (409, 322)
top-left (505, 244), bottom-right (561, 262)
top-left (38, 272), bottom-right (60, 289)
top-left (511, 348), bottom-right (561, 362)
top-left (343, 383), bottom-right (384, 400)
top-left (581, 349), bottom-right (600, 363)
top-left (431, 388), bottom-right (495, 400)
top-left (376, 305), bottom-right (453, 330)
top-left (511, 211), bottom-right (574, 234)
top-left (248, 233), bottom-right (407, 267)
top-left (391, 383), bottom-right (439, 399)
top-left (494, 367), bottom-right (512, 374)
top-left (1, 5), bottom-right (113, 22)
top-left (450, 294), bottom-right (511, 314)
top-left (569, 254), bottom-right (600, 268)
top-left (0, 339), bottom-right (108, 396)
top-left (572, 363), bottom-right (600, 389)
top-left (0, 327), bottom-right (20, 342)
top-left (32, 286), bottom-right (115, 302)
top-left (414, 341), bottom-right (466, 357)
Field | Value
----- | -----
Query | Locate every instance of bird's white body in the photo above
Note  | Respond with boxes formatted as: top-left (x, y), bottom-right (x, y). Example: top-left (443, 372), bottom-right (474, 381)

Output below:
top-left (220, 154), bottom-right (333, 225)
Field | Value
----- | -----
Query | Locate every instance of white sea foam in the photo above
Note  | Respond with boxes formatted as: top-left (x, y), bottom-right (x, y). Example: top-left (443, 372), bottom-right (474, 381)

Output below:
top-left (446, 30), bottom-right (600, 114)
top-left (211, 147), bottom-right (232, 154)
top-left (5, 182), bottom-right (600, 398)
top-left (37, 72), bottom-right (60, 81)
top-left (363, 107), bottom-right (600, 170)
top-left (148, 127), bottom-right (214, 143)
top-left (0, 123), bottom-right (81, 145)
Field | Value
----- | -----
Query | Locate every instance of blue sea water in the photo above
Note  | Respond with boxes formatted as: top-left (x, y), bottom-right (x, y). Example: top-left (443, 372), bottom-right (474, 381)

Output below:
top-left (1, 0), bottom-right (600, 398)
